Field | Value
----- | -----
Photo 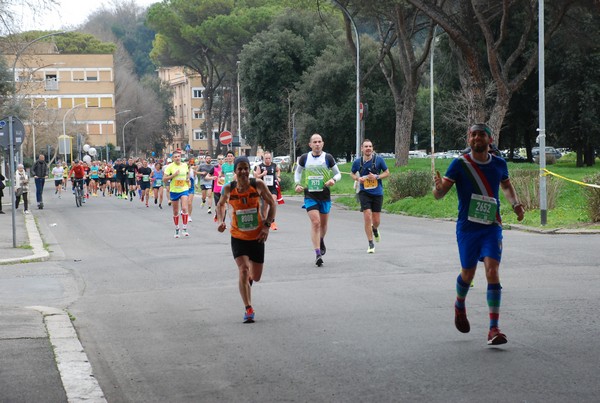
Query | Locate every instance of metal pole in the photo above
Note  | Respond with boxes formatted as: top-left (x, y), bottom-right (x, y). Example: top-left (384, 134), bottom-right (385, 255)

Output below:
top-left (122, 116), bottom-right (143, 157)
top-left (62, 102), bottom-right (86, 162)
top-left (430, 26), bottom-right (438, 175)
top-left (332, 0), bottom-right (360, 159)
top-left (538, 0), bottom-right (547, 225)
top-left (8, 116), bottom-right (17, 247)
top-left (237, 61), bottom-right (242, 154)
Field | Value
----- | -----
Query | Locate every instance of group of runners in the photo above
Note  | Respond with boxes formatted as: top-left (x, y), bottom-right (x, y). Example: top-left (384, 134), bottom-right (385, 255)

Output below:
top-left (43, 125), bottom-right (525, 345)
top-left (218, 128), bottom-right (524, 347)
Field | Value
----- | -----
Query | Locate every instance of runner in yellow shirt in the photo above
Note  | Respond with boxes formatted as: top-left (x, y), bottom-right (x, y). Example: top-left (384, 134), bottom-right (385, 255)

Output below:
top-left (164, 150), bottom-right (191, 238)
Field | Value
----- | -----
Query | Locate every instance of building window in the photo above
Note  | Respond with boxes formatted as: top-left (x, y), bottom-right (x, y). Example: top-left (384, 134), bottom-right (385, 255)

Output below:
top-left (194, 130), bottom-right (205, 140)
top-left (192, 88), bottom-right (203, 98)
top-left (193, 109), bottom-right (204, 119)
top-left (73, 70), bottom-right (85, 81)
top-left (87, 97), bottom-right (99, 107)
top-left (45, 75), bottom-right (58, 90)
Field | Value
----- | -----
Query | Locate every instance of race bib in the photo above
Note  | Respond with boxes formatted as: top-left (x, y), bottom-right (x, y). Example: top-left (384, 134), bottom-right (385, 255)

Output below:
top-left (173, 179), bottom-right (186, 187)
top-left (224, 172), bottom-right (234, 184)
top-left (127, 172), bottom-right (134, 179)
top-left (155, 179), bottom-right (163, 187)
top-left (217, 177), bottom-right (225, 186)
top-left (363, 177), bottom-right (378, 190)
top-left (263, 175), bottom-right (274, 186)
top-left (468, 194), bottom-right (498, 225)
top-left (142, 175), bottom-right (150, 182)
top-left (307, 175), bottom-right (324, 192)
top-left (236, 208), bottom-right (259, 231)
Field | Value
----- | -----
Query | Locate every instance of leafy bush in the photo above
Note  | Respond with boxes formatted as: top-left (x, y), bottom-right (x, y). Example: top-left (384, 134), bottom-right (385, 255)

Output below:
top-left (510, 169), bottom-right (561, 210)
top-left (278, 172), bottom-right (294, 191)
top-left (387, 170), bottom-right (433, 202)
top-left (583, 173), bottom-right (600, 222)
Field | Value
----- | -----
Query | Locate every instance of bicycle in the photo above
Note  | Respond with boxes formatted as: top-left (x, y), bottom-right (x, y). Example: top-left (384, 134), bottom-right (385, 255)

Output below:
top-left (73, 178), bottom-right (84, 207)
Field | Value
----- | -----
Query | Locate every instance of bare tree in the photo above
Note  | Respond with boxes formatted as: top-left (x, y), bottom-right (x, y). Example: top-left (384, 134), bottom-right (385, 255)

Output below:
top-left (407, 0), bottom-right (576, 144)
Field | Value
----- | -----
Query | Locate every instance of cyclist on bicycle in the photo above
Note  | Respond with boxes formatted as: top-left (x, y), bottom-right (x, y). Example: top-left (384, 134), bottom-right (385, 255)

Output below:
top-left (69, 160), bottom-right (86, 199)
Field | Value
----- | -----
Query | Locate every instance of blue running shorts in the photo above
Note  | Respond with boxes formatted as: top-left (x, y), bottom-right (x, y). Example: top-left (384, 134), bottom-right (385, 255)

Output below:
top-left (170, 190), bottom-right (189, 201)
top-left (456, 225), bottom-right (503, 269)
top-left (303, 198), bottom-right (331, 214)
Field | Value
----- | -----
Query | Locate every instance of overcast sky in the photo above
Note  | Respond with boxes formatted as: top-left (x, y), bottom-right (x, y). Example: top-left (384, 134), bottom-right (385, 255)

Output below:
top-left (14, 0), bottom-right (158, 31)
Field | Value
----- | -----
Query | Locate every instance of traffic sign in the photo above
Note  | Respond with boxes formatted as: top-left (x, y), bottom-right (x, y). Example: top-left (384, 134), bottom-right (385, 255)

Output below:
top-left (0, 116), bottom-right (25, 149)
top-left (185, 144), bottom-right (191, 151)
top-left (219, 130), bottom-right (233, 145)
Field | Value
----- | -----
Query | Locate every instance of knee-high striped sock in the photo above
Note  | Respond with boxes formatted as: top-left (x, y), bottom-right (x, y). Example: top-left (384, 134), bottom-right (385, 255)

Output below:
top-left (487, 283), bottom-right (502, 329)
top-left (182, 213), bottom-right (188, 226)
top-left (173, 215), bottom-right (179, 227)
top-left (455, 274), bottom-right (470, 311)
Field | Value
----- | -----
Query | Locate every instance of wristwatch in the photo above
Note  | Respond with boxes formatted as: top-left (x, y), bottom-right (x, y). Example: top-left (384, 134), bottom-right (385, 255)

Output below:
top-left (263, 220), bottom-right (272, 228)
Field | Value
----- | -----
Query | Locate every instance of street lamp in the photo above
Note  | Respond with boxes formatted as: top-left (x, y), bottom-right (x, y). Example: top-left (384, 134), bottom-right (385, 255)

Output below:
top-left (11, 31), bottom-right (68, 96)
top-left (331, 0), bottom-right (360, 159)
top-left (122, 116), bottom-right (143, 157)
top-left (111, 110), bottom-right (131, 159)
top-left (62, 102), bottom-right (87, 163)
top-left (237, 61), bottom-right (242, 152)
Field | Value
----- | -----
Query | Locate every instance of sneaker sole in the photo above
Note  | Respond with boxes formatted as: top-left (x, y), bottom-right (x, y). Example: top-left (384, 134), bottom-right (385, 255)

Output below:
top-left (243, 318), bottom-right (255, 324)
top-left (488, 335), bottom-right (508, 345)
top-left (316, 257), bottom-right (323, 267)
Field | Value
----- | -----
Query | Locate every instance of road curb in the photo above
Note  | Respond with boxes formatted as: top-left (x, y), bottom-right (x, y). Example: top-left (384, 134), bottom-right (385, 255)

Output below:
top-left (28, 306), bottom-right (107, 403)
top-left (0, 212), bottom-right (50, 264)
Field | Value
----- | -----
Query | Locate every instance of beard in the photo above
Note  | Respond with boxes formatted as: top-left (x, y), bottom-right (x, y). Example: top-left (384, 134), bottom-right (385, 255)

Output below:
top-left (471, 142), bottom-right (488, 153)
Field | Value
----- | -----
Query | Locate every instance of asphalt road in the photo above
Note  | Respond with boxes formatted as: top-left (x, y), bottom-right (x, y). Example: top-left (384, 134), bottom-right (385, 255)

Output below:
top-left (30, 188), bottom-right (600, 402)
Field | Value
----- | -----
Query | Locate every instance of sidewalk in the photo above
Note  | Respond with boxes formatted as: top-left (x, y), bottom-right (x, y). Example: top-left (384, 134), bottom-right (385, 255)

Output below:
top-left (0, 201), bottom-right (106, 402)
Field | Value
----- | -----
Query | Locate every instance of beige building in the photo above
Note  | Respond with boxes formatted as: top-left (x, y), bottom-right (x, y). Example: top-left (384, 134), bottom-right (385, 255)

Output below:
top-left (158, 66), bottom-right (216, 155)
top-left (6, 46), bottom-right (116, 162)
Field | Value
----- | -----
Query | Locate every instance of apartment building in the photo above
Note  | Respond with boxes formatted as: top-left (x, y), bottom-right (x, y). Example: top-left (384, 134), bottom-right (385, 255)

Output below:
top-left (157, 66), bottom-right (215, 155)
top-left (5, 44), bottom-right (116, 162)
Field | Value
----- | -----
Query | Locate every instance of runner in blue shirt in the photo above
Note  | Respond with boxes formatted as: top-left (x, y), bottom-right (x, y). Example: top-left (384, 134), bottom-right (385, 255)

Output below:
top-left (351, 139), bottom-right (390, 253)
top-left (433, 123), bottom-right (525, 346)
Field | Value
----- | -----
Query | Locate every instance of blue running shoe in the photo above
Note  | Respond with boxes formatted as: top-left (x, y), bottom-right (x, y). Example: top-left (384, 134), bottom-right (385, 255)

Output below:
top-left (244, 307), bottom-right (255, 323)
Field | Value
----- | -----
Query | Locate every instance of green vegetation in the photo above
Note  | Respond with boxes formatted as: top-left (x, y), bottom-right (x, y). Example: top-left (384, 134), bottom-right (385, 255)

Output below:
top-left (285, 156), bottom-right (600, 229)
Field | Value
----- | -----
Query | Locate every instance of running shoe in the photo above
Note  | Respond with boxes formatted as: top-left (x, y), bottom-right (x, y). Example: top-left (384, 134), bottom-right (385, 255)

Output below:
top-left (213, 215), bottom-right (218, 222)
top-left (454, 308), bottom-right (470, 333)
top-left (159, 204), bottom-right (162, 209)
top-left (367, 246), bottom-right (375, 254)
top-left (154, 198), bottom-right (157, 205)
top-left (243, 307), bottom-right (255, 323)
top-left (201, 201), bottom-right (205, 208)
top-left (315, 255), bottom-right (324, 267)
top-left (146, 204), bottom-right (149, 208)
top-left (174, 229), bottom-right (180, 239)
top-left (270, 222), bottom-right (278, 230)
top-left (188, 217), bottom-right (193, 222)
top-left (487, 327), bottom-right (507, 345)
top-left (373, 227), bottom-right (381, 243)
top-left (182, 228), bottom-right (189, 237)
top-left (320, 239), bottom-right (326, 256)
top-left (207, 208), bottom-right (212, 214)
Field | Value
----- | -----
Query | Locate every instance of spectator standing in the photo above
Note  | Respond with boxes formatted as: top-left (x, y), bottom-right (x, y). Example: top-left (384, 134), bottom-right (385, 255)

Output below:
top-left (0, 171), bottom-right (5, 214)
top-left (14, 164), bottom-right (30, 214)
top-left (32, 154), bottom-right (48, 209)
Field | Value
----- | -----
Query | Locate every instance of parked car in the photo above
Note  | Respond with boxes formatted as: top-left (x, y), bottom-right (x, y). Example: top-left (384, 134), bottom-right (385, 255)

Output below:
top-left (247, 156), bottom-right (263, 177)
top-left (532, 147), bottom-right (561, 164)
top-left (409, 150), bottom-right (428, 158)
top-left (273, 155), bottom-right (292, 172)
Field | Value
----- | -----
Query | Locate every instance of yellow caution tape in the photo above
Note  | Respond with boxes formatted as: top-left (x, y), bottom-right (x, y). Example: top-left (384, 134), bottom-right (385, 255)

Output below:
top-left (542, 168), bottom-right (600, 189)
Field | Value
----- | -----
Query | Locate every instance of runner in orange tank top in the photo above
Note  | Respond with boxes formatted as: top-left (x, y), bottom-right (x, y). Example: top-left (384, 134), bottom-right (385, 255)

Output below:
top-left (217, 156), bottom-right (276, 323)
